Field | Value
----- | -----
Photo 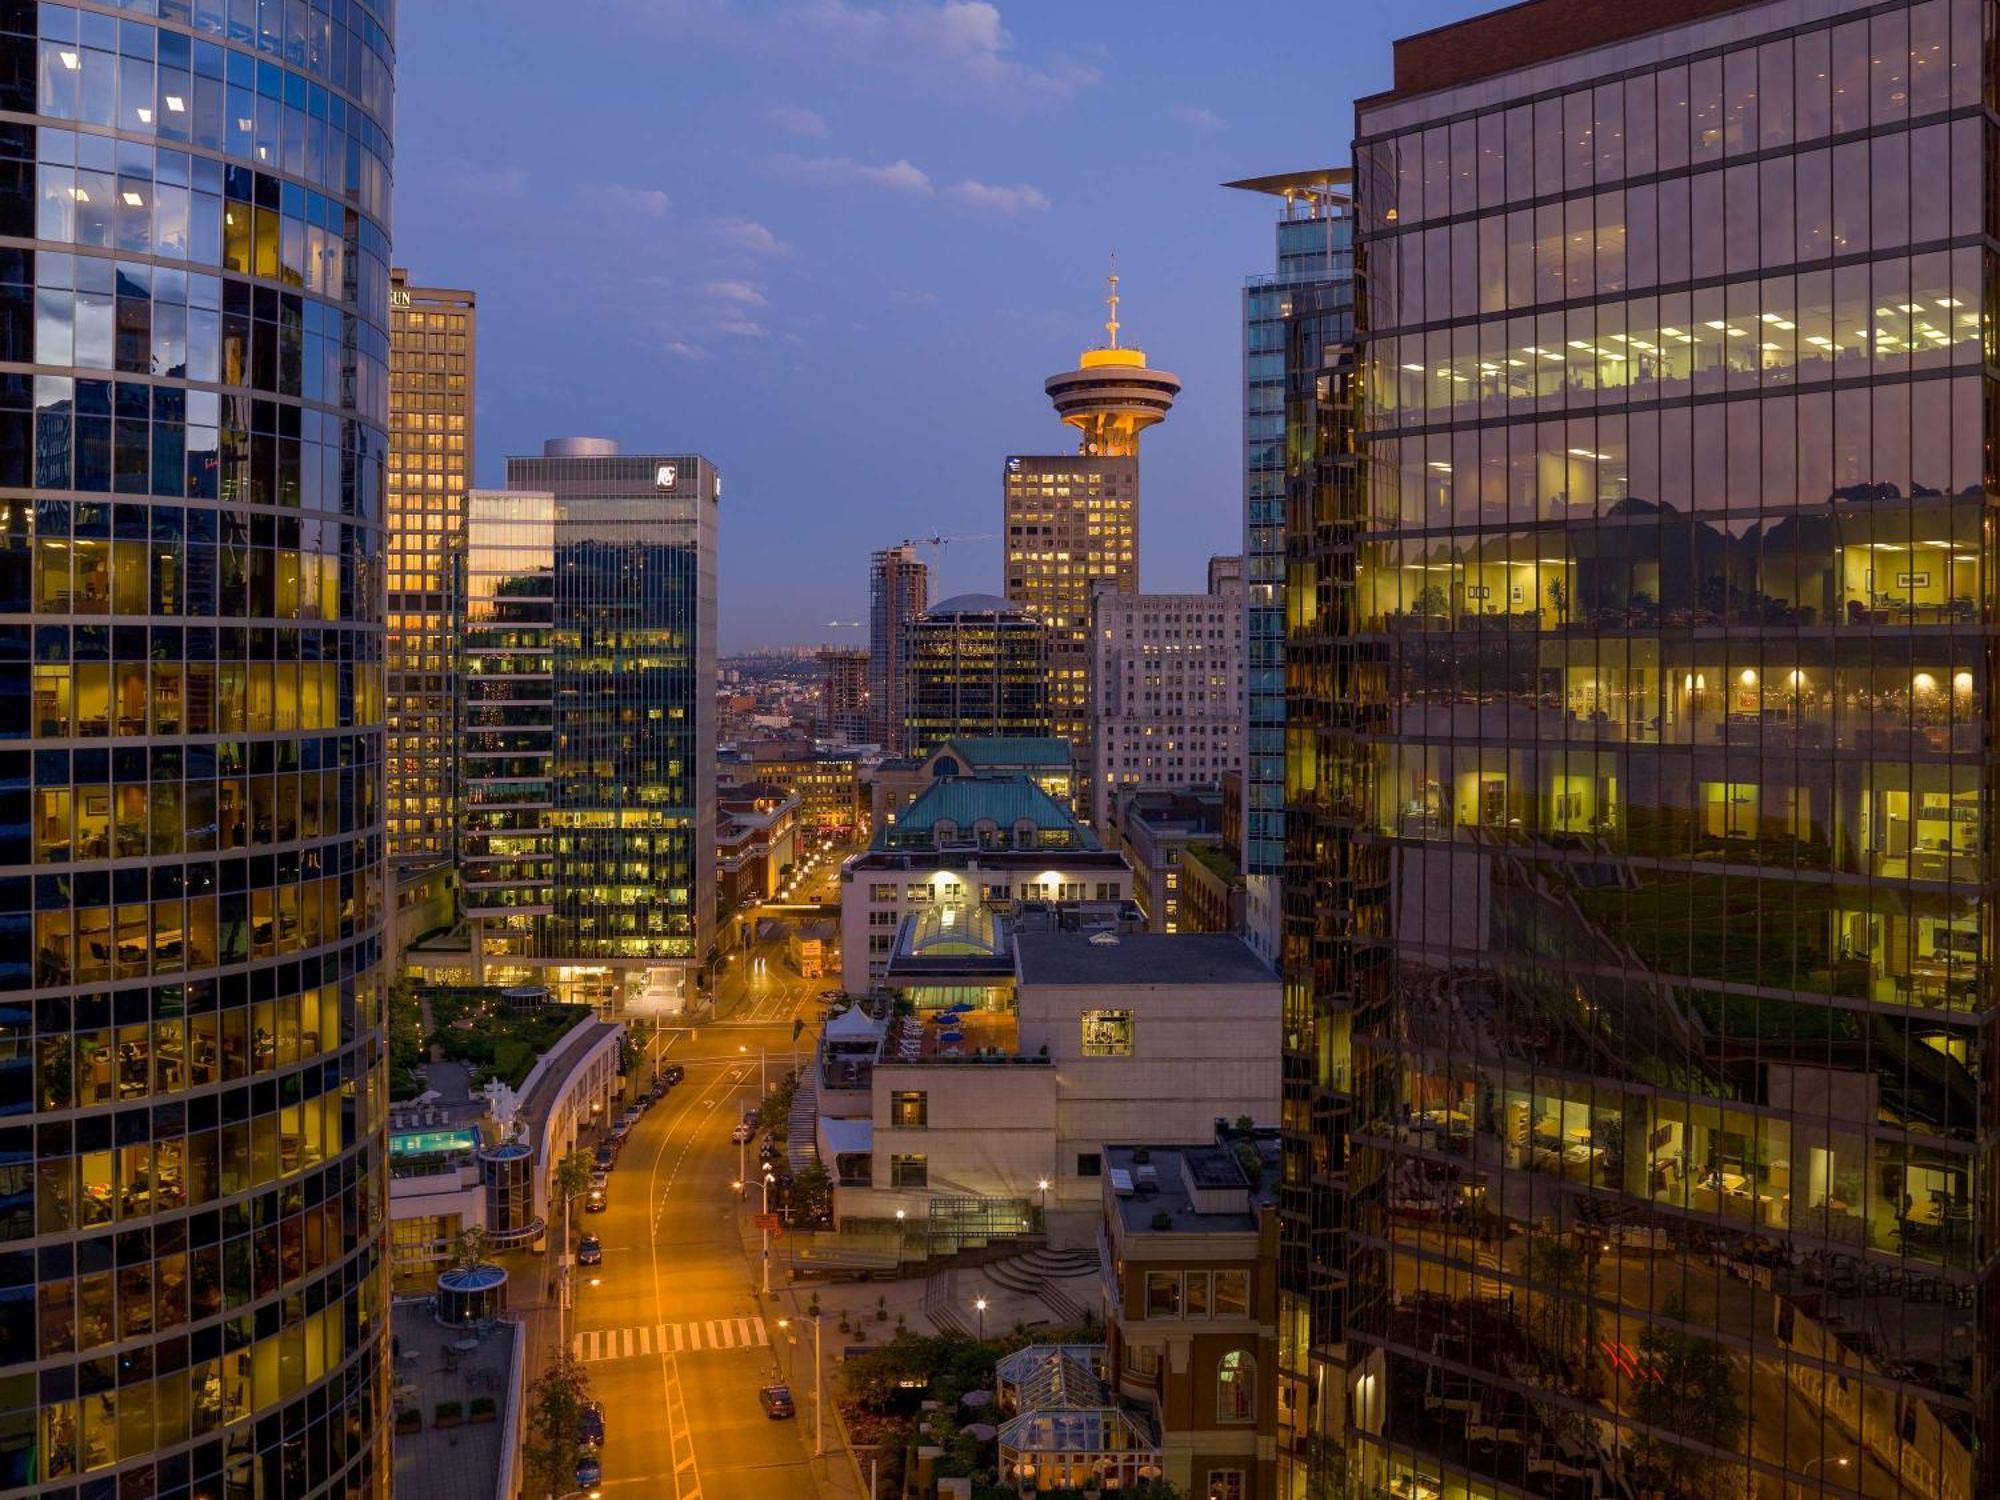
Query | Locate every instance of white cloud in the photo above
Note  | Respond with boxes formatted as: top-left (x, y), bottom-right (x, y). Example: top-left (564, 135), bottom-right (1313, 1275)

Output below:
top-left (944, 178), bottom-right (1050, 215)
top-left (576, 183), bottom-right (671, 217)
top-left (1171, 104), bottom-right (1225, 132)
top-left (768, 104), bottom-right (829, 137)
top-left (709, 217), bottom-right (794, 257)
top-left (434, 158), bottom-right (528, 198)
top-left (776, 153), bottom-right (933, 194)
top-left (664, 339), bottom-right (711, 360)
top-left (798, 0), bottom-right (1097, 97)
top-left (714, 317), bottom-right (770, 338)
top-left (706, 280), bottom-right (769, 307)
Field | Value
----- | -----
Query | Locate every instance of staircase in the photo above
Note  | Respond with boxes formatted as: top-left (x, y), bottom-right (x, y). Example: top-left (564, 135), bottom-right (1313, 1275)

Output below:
top-left (923, 1268), bottom-right (973, 1336)
top-left (786, 1070), bottom-right (820, 1175)
top-left (981, 1246), bottom-right (1102, 1326)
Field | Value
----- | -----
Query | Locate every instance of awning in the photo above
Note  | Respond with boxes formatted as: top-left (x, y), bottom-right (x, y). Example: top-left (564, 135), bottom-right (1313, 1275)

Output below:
top-left (824, 1006), bottom-right (886, 1042)
top-left (818, 1116), bottom-right (874, 1158)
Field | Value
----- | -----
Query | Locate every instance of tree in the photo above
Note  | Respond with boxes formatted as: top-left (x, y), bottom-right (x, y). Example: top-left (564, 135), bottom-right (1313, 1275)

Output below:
top-left (1631, 1295), bottom-right (1744, 1495)
top-left (791, 1162), bottom-right (832, 1225)
top-left (1521, 1231), bottom-right (1594, 1384)
top-left (521, 1354), bottom-right (592, 1499)
top-left (451, 1225), bottom-right (491, 1273)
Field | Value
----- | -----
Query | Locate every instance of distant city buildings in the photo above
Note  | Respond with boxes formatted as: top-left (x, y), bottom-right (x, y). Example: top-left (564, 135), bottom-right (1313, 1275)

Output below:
top-left (904, 592), bottom-right (1050, 755)
top-left (816, 645), bottom-right (870, 743)
top-left (871, 736), bottom-right (1077, 829)
top-left (869, 542), bottom-right (930, 754)
top-left (387, 270), bottom-right (477, 875)
top-left (1112, 789), bottom-right (1227, 935)
top-left (458, 440), bottom-right (718, 1012)
top-left (1090, 560), bottom-right (1244, 828)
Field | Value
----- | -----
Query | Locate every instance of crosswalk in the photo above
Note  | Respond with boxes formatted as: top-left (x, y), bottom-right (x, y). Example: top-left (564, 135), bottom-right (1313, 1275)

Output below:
top-left (571, 1316), bottom-right (770, 1363)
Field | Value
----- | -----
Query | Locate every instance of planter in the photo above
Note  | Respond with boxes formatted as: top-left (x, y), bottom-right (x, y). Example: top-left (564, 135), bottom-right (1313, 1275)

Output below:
top-left (433, 1402), bottom-right (463, 1429)
top-left (393, 1410), bottom-right (421, 1436)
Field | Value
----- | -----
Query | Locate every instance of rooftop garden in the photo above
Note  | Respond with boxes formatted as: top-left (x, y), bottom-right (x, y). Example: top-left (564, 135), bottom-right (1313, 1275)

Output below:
top-left (389, 985), bottom-right (594, 1100)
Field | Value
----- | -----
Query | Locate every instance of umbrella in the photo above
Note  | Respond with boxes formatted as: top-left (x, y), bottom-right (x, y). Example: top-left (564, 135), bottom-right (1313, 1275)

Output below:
top-left (959, 1422), bottom-right (998, 1441)
top-left (414, 1090), bottom-right (440, 1105)
top-left (960, 1389), bottom-right (993, 1408)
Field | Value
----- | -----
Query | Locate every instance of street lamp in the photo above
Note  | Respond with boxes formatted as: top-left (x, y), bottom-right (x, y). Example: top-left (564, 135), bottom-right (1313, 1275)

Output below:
top-left (776, 1315), bottom-right (826, 1456)
top-left (760, 1169), bottom-right (777, 1295)
top-left (1798, 1456), bottom-right (1849, 1494)
top-left (974, 1296), bottom-right (987, 1340)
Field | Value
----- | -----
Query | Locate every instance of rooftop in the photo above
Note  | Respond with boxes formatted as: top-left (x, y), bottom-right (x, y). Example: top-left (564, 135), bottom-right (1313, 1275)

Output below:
top-left (390, 1302), bottom-right (519, 1500)
top-left (1015, 932), bottom-right (1273, 988)
top-left (924, 591), bottom-right (1026, 618)
top-left (942, 736), bottom-right (1073, 769)
top-left (1104, 1141), bottom-right (1277, 1236)
top-left (880, 775), bottom-right (1097, 852)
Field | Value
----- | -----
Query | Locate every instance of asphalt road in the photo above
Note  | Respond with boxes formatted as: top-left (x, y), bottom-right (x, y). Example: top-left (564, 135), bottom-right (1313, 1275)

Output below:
top-left (569, 842), bottom-right (852, 1500)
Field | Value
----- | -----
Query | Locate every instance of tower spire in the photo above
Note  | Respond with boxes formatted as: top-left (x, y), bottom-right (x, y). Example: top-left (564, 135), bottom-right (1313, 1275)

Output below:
top-left (1105, 253), bottom-right (1120, 350)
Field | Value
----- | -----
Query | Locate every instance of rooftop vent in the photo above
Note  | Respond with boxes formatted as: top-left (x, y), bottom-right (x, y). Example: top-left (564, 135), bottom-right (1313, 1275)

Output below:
top-left (1088, 931), bottom-right (1120, 946)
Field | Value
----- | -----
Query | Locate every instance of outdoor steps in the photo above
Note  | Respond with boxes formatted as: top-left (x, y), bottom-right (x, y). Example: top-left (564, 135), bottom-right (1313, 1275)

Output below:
top-left (923, 1269), bottom-right (973, 1337)
top-left (980, 1247), bottom-right (1101, 1327)
top-left (786, 1070), bottom-right (820, 1175)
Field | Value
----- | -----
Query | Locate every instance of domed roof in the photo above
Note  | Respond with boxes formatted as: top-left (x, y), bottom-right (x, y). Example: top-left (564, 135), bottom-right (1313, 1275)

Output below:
top-left (925, 592), bottom-right (1024, 618)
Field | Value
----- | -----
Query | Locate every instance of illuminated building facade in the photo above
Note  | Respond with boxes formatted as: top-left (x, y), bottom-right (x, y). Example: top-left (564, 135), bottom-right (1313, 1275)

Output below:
top-left (385, 270), bottom-right (474, 874)
top-left (1007, 277), bottom-right (1178, 814)
top-left (868, 542), bottom-right (928, 754)
top-left (1225, 171), bottom-right (1353, 970)
top-left (905, 593), bottom-right (1050, 758)
top-left (1282, 3), bottom-right (1995, 1497)
top-left (460, 442), bottom-right (718, 1012)
top-left (817, 646), bottom-right (869, 744)
top-left (2, 2), bottom-right (397, 1495)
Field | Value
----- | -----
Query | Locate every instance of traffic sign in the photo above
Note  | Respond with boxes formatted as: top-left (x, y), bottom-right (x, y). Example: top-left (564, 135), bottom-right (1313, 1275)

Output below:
top-left (754, 1213), bottom-right (780, 1230)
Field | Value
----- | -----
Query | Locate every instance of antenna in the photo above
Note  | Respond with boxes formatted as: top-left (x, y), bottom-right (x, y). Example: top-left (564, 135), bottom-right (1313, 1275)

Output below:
top-left (1104, 252), bottom-right (1120, 349)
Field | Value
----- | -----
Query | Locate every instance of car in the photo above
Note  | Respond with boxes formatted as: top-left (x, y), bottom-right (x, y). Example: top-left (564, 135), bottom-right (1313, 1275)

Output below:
top-left (584, 1188), bottom-right (608, 1213)
top-left (730, 1122), bottom-right (754, 1145)
top-left (758, 1384), bottom-right (796, 1420)
top-left (579, 1401), bottom-right (605, 1448)
top-left (620, 1107), bottom-right (642, 1127)
top-left (576, 1234), bottom-right (603, 1266)
top-left (575, 1451), bottom-right (603, 1487)
top-left (593, 1146), bottom-right (615, 1172)
top-left (588, 1171), bottom-right (609, 1192)
top-left (663, 1064), bottom-right (685, 1085)
top-left (742, 1108), bottom-right (760, 1129)
top-left (607, 1122), bottom-right (630, 1146)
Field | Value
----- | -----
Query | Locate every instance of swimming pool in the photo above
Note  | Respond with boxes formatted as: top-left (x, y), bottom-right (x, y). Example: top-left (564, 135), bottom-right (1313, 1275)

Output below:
top-left (389, 1127), bottom-right (481, 1157)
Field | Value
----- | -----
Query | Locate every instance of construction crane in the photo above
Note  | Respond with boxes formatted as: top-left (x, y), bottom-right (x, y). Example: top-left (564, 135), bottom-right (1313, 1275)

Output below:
top-left (901, 532), bottom-right (998, 571)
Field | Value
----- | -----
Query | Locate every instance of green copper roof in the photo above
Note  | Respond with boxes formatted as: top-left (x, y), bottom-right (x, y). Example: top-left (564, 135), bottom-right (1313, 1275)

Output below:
top-left (882, 775), bottom-right (1097, 849)
top-left (942, 737), bottom-right (1073, 770)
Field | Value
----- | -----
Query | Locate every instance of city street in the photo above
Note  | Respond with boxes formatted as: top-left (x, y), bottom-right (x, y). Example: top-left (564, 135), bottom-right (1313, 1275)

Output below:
top-left (566, 844), bottom-right (853, 1500)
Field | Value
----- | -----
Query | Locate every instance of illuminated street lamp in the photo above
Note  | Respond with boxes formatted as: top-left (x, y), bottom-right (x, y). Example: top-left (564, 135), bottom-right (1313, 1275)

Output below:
top-left (974, 1296), bottom-right (988, 1340)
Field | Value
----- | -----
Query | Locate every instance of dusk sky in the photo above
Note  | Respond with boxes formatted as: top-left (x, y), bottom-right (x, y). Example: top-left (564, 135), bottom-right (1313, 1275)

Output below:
top-left (394, 1), bottom-right (1481, 650)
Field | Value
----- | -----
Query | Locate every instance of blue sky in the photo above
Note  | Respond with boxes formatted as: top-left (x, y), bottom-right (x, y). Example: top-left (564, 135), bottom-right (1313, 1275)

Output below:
top-left (393, 0), bottom-right (1480, 649)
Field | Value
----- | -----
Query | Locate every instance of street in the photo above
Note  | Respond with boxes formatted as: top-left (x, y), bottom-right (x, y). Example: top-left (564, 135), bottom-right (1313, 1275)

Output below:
top-left (567, 840), bottom-right (852, 1500)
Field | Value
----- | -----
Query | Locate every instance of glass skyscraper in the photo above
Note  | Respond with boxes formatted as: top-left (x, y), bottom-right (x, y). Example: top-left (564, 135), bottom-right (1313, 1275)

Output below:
top-left (461, 440), bottom-right (718, 1013)
top-left (904, 592), bottom-right (1049, 758)
top-left (0, 2), bottom-right (395, 1496)
top-left (1284, 2), bottom-right (1993, 1497)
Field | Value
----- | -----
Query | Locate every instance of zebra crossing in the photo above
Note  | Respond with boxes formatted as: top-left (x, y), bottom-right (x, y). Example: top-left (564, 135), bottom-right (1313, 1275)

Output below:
top-left (571, 1316), bottom-right (770, 1363)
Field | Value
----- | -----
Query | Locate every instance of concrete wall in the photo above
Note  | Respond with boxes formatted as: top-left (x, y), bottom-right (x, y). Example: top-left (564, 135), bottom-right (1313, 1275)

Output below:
top-left (854, 1062), bottom-right (1059, 1220)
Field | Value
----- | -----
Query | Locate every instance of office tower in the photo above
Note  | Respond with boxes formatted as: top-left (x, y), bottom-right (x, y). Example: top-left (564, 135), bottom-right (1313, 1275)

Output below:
top-left (1089, 564), bottom-right (1244, 828)
top-left (1284, 4), bottom-right (1993, 1499)
top-left (869, 543), bottom-right (929, 754)
top-left (1225, 170), bottom-right (1353, 968)
top-left (904, 594), bottom-right (1049, 756)
top-left (816, 646), bottom-right (870, 743)
top-left (385, 271), bottom-right (474, 875)
top-left (1007, 276), bottom-right (1178, 811)
top-left (460, 442), bottom-right (719, 1013)
top-left (3, 4), bottom-right (396, 1495)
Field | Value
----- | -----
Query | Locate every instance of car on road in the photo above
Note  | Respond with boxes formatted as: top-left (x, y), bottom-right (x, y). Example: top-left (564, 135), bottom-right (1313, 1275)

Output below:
top-left (575, 1451), bottom-right (603, 1488)
top-left (576, 1234), bottom-right (603, 1267)
top-left (730, 1122), bottom-right (754, 1145)
top-left (742, 1107), bottom-right (760, 1129)
top-left (579, 1401), bottom-right (605, 1448)
top-left (607, 1122), bottom-right (630, 1146)
top-left (593, 1145), bottom-right (615, 1172)
top-left (588, 1171), bottom-right (609, 1192)
top-left (584, 1187), bottom-right (607, 1213)
top-left (620, 1106), bottom-right (642, 1127)
top-left (758, 1384), bottom-right (796, 1420)
top-left (663, 1064), bottom-right (685, 1085)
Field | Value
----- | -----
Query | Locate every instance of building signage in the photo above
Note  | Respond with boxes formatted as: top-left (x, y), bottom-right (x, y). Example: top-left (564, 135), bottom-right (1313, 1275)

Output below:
top-left (655, 463), bottom-right (678, 490)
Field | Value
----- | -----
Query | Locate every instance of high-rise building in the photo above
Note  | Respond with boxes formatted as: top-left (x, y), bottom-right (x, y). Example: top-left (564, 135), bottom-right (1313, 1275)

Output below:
top-left (1089, 564), bottom-right (1244, 828)
top-left (904, 593), bottom-right (1049, 756)
top-left (1225, 171), bottom-right (1353, 969)
top-left (1006, 275), bottom-right (1178, 811)
top-left (1284, 5), bottom-right (1993, 1499)
top-left (385, 271), bottom-right (475, 875)
top-left (4, 5), bottom-right (397, 1495)
top-left (459, 441), bottom-right (718, 1013)
top-left (869, 543), bottom-right (928, 754)
top-left (816, 646), bottom-right (870, 744)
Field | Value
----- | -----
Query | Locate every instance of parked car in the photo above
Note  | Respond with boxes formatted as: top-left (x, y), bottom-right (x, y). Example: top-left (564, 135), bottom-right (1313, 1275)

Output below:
top-left (575, 1451), bottom-right (603, 1488)
top-left (741, 1107), bottom-right (760, 1129)
top-left (620, 1107), bottom-right (642, 1128)
top-left (730, 1122), bottom-right (754, 1145)
top-left (588, 1171), bottom-right (609, 1192)
top-left (663, 1064), bottom-right (685, 1085)
top-left (579, 1401), bottom-right (605, 1448)
top-left (607, 1122), bottom-right (630, 1146)
top-left (585, 1187), bottom-right (608, 1213)
top-left (758, 1384), bottom-right (795, 1420)
top-left (577, 1234), bottom-right (603, 1267)
top-left (593, 1145), bottom-right (615, 1172)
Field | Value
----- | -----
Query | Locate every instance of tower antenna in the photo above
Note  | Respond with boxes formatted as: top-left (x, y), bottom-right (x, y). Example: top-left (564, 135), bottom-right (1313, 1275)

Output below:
top-left (1105, 253), bottom-right (1120, 350)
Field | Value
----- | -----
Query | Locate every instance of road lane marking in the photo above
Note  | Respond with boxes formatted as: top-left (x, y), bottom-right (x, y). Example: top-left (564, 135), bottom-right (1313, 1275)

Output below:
top-left (571, 1317), bottom-right (770, 1362)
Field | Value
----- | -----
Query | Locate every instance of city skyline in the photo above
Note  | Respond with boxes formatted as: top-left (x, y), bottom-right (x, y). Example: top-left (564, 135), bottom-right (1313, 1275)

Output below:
top-left (389, 0), bottom-right (1492, 649)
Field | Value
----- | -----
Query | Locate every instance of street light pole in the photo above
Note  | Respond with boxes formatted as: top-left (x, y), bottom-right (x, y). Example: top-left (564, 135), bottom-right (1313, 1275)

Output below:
top-left (761, 1170), bottom-right (775, 1295)
top-left (975, 1296), bottom-right (987, 1341)
top-left (1795, 1455), bottom-right (1850, 1499)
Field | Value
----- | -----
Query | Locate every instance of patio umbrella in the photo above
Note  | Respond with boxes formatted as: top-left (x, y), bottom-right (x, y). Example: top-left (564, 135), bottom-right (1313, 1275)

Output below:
top-left (960, 1389), bottom-right (993, 1408)
top-left (959, 1422), bottom-right (998, 1441)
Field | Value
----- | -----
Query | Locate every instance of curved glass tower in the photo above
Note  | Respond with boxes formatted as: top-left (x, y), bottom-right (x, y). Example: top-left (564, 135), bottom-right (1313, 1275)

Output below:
top-left (0, 3), bottom-right (395, 1497)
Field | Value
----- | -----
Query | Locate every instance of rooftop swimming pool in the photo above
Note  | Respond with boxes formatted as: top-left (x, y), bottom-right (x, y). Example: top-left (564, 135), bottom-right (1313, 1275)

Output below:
top-left (389, 1127), bottom-right (481, 1157)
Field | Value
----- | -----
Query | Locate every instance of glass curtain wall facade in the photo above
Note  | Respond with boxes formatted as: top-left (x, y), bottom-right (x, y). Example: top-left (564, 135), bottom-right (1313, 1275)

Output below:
top-left (868, 542), bottom-right (927, 755)
top-left (496, 443), bottom-right (718, 1010)
top-left (458, 489), bottom-right (554, 970)
top-left (904, 594), bottom-right (1050, 758)
top-left (1287, 2), bottom-right (1997, 1497)
top-left (0, 2), bottom-right (396, 1497)
top-left (384, 270), bottom-right (472, 872)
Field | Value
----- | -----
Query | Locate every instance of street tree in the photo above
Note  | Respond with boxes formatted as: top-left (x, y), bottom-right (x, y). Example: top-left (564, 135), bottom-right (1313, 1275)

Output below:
top-left (1631, 1294), bottom-right (1744, 1495)
top-left (450, 1224), bottom-right (491, 1273)
top-left (521, 1353), bottom-right (592, 1498)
